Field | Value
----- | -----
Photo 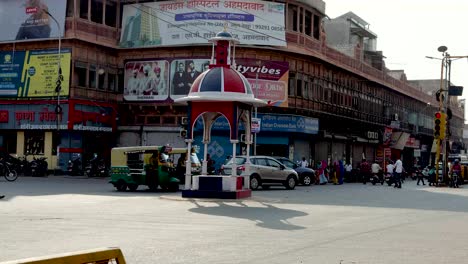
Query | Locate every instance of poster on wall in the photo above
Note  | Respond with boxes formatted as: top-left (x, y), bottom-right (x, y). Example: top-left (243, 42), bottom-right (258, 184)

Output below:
top-left (0, 49), bottom-right (71, 97)
top-left (0, 0), bottom-right (66, 42)
top-left (170, 59), bottom-right (211, 97)
top-left (120, 0), bottom-right (286, 48)
top-left (123, 60), bottom-right (170, 101)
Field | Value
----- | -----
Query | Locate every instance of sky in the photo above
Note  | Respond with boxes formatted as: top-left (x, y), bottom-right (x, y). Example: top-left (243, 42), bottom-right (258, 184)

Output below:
top-left (325, 0), bottom-right (468, 118)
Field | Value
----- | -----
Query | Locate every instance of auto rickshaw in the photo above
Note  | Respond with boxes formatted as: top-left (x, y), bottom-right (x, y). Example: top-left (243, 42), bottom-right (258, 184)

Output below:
top-left (109, 145), bottom-right (201, 192)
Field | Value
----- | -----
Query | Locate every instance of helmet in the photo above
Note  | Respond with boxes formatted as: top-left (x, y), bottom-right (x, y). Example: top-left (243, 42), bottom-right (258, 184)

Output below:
top-left (455, 159), bottom-right (459, 163)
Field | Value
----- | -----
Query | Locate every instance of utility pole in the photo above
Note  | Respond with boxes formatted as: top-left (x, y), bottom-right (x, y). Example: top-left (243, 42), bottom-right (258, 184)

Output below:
top-left (432, 46), bottom-right (468, 185)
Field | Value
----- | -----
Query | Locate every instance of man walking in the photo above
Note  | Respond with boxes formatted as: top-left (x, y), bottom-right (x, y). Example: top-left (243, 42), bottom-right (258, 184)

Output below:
top-left (394, 157), bottom-right (403, 188)
top-left (360, 158), bottom-right (371, 184)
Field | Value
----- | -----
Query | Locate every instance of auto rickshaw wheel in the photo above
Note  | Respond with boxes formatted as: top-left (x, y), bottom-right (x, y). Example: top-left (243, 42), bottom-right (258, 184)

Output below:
top-left (116, 180), bottom-right (128, 191)
top-left (128, 184), bottom-right (138, 192)
top-left (169, 183), bottom-right (179, 192)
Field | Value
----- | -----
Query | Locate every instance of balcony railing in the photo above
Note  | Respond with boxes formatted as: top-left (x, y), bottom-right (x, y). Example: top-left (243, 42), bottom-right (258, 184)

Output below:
top-left (285, 30), bottom-right (463, 119)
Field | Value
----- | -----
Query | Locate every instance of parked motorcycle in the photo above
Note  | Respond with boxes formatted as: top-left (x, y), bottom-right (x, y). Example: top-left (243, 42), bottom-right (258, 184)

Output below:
top-left (85, 156), bottom-right (107, 177)
top-left (370, 171), bottom-right (384, 185)
top-left (0, 157), bottom-right (18, 181)
top-left (68, 155), bottom-right (83, 176)
top-left (30, 157), bottom-right (48, 177)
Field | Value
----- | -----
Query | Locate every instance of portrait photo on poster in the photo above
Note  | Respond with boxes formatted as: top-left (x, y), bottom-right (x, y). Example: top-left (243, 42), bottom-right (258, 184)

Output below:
top-left (123, 60), bottom-right (170, 101)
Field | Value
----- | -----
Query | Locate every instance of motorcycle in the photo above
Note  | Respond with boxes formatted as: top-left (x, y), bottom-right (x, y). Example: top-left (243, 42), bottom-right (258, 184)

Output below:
top-left (68, 155), bottom-right (83, 176)
top-left (30, 157), bottom-right (48, 177)
top-left (385, 173), bottom-right (396, 186)
top-left (370, 171), bottom-right (384, 185)
top-left (85, 157), bottom-right (107, 177)
top-left (0, 157), bottom-right (18, 181)
top-left (450, 172), bottom-right (460, 188)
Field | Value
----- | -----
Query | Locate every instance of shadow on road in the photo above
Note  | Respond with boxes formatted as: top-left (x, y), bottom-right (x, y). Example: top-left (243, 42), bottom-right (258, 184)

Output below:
top-left (3, 177), bottom-right (468, 215)
top-left (189, 200), bottom-right (307, 230)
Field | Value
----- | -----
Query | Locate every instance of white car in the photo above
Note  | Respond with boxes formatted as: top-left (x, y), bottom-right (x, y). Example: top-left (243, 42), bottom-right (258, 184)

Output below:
top-left (221, 155), bottom-right (299, 190)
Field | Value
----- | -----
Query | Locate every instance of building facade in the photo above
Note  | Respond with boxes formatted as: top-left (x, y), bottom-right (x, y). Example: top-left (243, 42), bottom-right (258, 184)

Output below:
top-left (0, 0), bottom-right (463, 172)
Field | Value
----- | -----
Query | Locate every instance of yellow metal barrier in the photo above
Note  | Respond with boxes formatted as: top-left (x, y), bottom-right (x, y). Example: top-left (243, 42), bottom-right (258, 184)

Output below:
top-left (0, 247), bottom-right (126, 264)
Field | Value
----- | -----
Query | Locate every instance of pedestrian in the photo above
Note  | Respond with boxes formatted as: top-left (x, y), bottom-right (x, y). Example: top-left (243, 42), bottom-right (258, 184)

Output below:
top-left (427, 165), bottom-right (436, 186)
top-left (300, 157), bottom-right (309, 168)
top-left (416, 165), bottom-right (426, 186)
top-left (338, 159), bottom-right (345, 185)
top-left (344, 162), bottom-right (353, 182)
top-left (360, 158), bottom-right (371, 184)
top-left (394, 157), bottom-right (403, 188)
top-left (318, 160), bottom-right (328, 185)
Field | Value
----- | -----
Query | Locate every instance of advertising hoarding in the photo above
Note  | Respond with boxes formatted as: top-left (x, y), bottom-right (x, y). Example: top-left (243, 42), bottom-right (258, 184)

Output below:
top-left (124, 57), bottom-right (289, 107)
top-left (123, 60), bottom-right (170, 101)
top-left (120, 0), bottom-right (286, 47)
top-left (0, 0), bottom-right (66, 42)
top-left (0, 49), bottom-right (71, 97)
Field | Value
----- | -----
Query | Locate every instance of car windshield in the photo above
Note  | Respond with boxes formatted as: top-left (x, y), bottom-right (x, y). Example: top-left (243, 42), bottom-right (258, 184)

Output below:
top-left (280, 159), bottom-right (296, 168)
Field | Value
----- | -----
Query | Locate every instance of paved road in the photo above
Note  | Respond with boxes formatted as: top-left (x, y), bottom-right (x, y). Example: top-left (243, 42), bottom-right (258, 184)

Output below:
top-left (1, 176), bottom-right (468, 264)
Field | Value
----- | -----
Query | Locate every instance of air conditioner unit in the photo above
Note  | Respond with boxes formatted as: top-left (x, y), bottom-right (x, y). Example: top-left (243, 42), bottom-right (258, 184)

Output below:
top-left (181, 117), bottom-right (188, 126)
top-left (179, 128), bottom-right (187, 138)
top-left (240, 134), bottom-right (246, 142)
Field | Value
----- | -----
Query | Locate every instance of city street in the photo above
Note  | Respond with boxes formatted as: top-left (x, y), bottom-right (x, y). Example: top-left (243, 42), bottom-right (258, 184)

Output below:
top-left (1, 176), bottom-right (468, 264)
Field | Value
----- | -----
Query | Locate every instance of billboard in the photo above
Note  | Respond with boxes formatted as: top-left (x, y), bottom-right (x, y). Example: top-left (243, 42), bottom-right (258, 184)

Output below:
top-left (123, 60), bottom-right (170, 101)
top-left (0, 0), bottom-right (66, 42)
top-left (124, 57), bottom-right (289, 107)
top-left (120, 0), bottom-right (286, 47)
top-left (0, 49), bottom-right (71, 98)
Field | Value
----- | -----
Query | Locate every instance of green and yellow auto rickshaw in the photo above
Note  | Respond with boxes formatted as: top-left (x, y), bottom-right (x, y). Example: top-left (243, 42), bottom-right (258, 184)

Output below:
top-left (109, 145), bottom-right (201, 192)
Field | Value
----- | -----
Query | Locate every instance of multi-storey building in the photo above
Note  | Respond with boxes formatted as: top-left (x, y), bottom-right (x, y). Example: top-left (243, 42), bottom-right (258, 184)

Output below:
top-left (0, 0), bottom-right (463, 172)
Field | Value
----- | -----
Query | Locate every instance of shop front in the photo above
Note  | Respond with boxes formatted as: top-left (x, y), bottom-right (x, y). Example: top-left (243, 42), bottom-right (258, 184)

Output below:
top-left (0, 99), bottom-right (117, 172)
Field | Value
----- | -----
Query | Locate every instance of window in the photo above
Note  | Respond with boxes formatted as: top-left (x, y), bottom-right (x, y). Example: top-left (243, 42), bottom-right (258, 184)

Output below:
top-left (74, 62), bottom-right (87, 87)
top-left (98, 69), bottom-right (105, 90)
top-left (296, 74), bottom-right (303, 97)
top-left (24, 132), bottom-right (45, 155)
top-left (108, 72), bottom-right (117, 91)
top-left (67, 0), bottom-right (74, 17)
top-left (313, 15), bottom-right (320, 40)
top-left (267, 159), bottom-right (281, 168)
top-left (89, 65), bottom-right (96, 88)
top-left (80, 0), bottom-right (89, 19)
top-left (0, 132), bottom-right (17, 154)
top-left (305, 10), bottom-right (312, 36)
top-left (91, 0), bottom-right (103, 24)
top-left (117, 68), bottom-right (124, 93)
top-left (288, 5), bottom-right (298, 31)
top-left (255, 158), bottom-right (268, 166)
top-left (105, 1), bottom-right (117, 27)
top-left (288, 72), bottom-right (296, 96)
top-left (299, 8), bottom-right (304, 33)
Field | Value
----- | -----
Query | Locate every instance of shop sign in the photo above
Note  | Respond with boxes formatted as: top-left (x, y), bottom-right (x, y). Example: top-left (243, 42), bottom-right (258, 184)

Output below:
top-left (383, 127), bottom-right (392, 146)
top-left (0, 110), bottom-right (8, 123)
top-left (366, 131), bottom-right (379, 140)
top-left (69, 103), bottom-right (115, 132)
top-left (405, 137), bottom-right (420, 148)
top-left (0, 104), bottom-right (69, 130)
top-left (196, 113), bottom-right (319, 134)
top-left (390, 120), bottom-right (400, 129)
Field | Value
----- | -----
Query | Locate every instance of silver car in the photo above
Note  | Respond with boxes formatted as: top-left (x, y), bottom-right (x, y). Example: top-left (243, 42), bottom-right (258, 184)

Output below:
top-left (221, 155), bottom-right (299, 190)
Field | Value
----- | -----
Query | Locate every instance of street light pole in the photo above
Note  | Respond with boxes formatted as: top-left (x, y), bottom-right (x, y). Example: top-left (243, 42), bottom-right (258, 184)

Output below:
top-left (44, 10), bottom-right (63, 131)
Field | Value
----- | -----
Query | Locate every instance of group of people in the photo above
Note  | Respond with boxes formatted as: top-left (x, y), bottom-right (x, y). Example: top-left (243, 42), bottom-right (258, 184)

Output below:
top-left (126, 64), bottom-right (166, 96)
top-left (172, 61), bottom-right (209, 95)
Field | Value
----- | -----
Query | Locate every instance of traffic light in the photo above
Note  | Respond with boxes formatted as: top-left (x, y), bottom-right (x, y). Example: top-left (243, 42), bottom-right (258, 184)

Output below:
top-left (434, 112), bottom-right (447, 139)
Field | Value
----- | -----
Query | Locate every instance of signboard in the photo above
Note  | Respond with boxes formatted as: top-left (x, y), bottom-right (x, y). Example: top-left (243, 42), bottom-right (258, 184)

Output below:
top-left (124, 57), bottom-right (289, 107)
top-left (0, 103), bottom-right (68, 130)
top-left (123, 60), bottom-right (170, 101)
top-left (120, 0), bottom-right (286, 47)
top-left (0, 0), bottom-right (66, 42)
top-left (69, 102), bottom-right (116, 132)
top-left (0, 49), bottom-right (71, 97)
top-left (195, 113), bottom-right (319, 134)
top-left (251, 117), bottom-right (260, 133)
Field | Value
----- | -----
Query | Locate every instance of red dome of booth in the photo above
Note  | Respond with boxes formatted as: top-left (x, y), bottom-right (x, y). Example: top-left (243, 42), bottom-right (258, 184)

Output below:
top-left (174, 66), bottom-right (266, 106)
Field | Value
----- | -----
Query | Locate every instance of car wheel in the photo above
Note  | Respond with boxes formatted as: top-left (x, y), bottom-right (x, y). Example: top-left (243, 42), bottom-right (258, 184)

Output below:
top-left (250, 175), bottom-right (261, 190)
top-left (302, 174), bottom-right (313, 186)
top-left (285, 175), bottom-right (297, 190)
